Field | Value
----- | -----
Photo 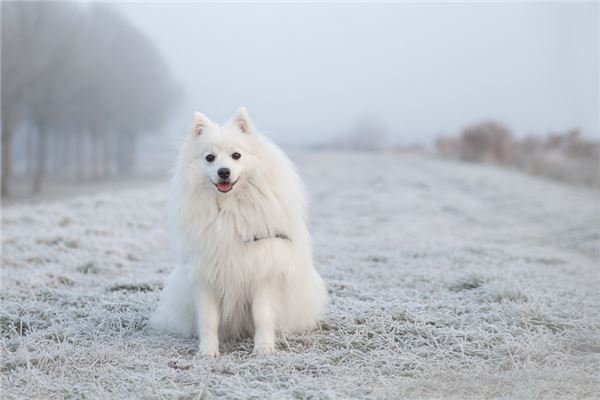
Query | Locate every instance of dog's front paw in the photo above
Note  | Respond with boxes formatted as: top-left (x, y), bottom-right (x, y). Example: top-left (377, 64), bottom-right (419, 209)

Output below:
top-left (198, 345), bottom-right (220, 358)
top-left (252, 342), bottom-right (275, 356)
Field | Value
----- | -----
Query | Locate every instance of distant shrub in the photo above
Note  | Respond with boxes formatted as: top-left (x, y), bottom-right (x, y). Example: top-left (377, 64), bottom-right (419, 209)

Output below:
top-left (520, 130), bottom-right (600, 187)
top-left (459, 121), bottom-right (515, 164)
top-left (437, 123), bottom-right (599, 187)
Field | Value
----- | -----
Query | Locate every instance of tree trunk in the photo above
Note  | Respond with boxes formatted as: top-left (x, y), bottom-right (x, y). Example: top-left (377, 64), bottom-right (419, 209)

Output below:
top-left (117, 132), bottom-right (136, 175)
top-left (62, 132), bottom-right (71, 176)
top-left (54, 132), bottom-right (68, 176)
top-left (91, 132), bottom-right (101, 180)
top-left (1, 117), bottom-right (12, 197)
top-left (33, 125), bottom-right (47, 194)
top-left (102, 133), bottom-right (111, 178)
top-left (26, 125), bottom-right (35, 177)
top-left (116, 133), bottom-right (125, 175)
top-left (75, 133), bottom-right (84, 181)
top-left (48, 131), bottom-right (57, 174)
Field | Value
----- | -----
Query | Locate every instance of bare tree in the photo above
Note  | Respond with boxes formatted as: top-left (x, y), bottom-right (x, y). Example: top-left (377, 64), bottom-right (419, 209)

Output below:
top-left (1, 2), bottom-right (38, 195)
top-left (1, 2), bottom-right (181, 195)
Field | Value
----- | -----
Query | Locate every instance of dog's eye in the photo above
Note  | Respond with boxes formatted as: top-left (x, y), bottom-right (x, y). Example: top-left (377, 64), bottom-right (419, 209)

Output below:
top-left (231, 152), bottom-right (241, 160)
top-left (205, 154), bottom-right (215, 162)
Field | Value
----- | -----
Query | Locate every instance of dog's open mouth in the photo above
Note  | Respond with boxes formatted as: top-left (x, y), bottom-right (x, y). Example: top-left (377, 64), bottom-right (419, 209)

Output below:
top-left (214, 179), bottom-right (238, 193)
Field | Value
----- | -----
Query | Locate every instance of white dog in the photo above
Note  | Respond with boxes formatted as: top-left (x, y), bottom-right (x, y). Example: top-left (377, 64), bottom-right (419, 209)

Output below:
top-left (151, 108), bottom-right (327, 356)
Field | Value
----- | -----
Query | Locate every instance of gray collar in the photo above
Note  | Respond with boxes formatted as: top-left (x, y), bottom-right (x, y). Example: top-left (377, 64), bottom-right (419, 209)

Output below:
top-left (245, 232), bottom-right (291, 244)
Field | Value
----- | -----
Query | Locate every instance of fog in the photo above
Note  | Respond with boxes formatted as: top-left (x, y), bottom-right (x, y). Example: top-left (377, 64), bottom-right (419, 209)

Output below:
top-left (2, 2), bottom-right (598, 198)
top-left (115, 2), bottom-right (599, 145)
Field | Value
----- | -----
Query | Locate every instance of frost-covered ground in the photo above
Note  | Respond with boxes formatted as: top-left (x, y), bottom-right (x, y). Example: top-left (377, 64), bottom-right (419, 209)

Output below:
top-left (1, 152), bottom-right (599, 399)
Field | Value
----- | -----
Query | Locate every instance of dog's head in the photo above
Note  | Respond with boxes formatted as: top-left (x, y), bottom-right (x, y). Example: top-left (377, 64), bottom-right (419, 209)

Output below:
top-left (186, 107), bottom-right (259, 194)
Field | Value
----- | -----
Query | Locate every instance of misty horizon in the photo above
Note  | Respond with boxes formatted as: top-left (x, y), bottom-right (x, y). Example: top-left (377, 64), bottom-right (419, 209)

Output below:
top-left (2, 2), bottom-right (598, 198)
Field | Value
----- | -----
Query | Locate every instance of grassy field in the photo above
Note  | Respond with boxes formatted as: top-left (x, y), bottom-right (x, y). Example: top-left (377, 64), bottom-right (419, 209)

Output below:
top-left (1, 152), bottom-right (599, 399)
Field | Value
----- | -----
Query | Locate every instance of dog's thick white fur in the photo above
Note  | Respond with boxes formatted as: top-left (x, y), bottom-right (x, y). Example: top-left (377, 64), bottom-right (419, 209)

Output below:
top-left (151, 108), bottom-right (327, 356)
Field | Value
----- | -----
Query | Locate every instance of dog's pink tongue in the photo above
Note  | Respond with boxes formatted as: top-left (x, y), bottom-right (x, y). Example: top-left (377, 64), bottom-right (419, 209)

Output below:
top-left (217, 182), bottom-right (232, 192)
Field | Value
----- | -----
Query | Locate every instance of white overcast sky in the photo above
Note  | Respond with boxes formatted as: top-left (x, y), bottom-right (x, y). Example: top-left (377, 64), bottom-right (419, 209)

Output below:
top-left (114, 2), bottom-right (599, 146)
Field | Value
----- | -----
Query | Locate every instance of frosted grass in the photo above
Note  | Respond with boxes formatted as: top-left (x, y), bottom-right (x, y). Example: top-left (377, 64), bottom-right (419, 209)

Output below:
top-left (2, 152), bottom-right (599, 399)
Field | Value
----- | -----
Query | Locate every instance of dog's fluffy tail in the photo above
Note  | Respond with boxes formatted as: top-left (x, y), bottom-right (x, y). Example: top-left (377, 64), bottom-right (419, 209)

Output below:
top-left (150, 265), bottom-right (196, 337)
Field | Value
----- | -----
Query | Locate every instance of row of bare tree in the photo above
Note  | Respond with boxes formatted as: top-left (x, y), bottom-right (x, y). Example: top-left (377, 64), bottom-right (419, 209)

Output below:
top-left (1, 2), bottom-right (181, 196)
top-left (436, 121), bottom-right (600, 187)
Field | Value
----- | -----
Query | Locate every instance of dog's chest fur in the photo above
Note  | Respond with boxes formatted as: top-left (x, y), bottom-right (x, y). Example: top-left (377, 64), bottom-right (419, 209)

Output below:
top-left (181, 186), bottom-right (292, 291)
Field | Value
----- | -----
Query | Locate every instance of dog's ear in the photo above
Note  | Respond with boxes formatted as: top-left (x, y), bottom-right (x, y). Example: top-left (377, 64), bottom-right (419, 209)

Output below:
top-left (233, 107), bottom-right (254, 134)
top-left (193, 112), bottom-right (211, 135)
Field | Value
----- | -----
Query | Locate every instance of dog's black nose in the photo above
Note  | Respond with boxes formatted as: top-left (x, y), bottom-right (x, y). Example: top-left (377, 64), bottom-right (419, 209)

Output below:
top-left (217, 168), bottom-right (230, 180)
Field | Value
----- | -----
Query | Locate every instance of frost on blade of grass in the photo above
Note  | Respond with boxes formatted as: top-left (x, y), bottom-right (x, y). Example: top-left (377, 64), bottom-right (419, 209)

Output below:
top-left (109, 283), bottom-right (161, 293)
top-left (2, 155), bottom-right (600, 399)
top-left (0, 315), bottom-right (31, 337)
top-left (448, 275), bottom-right (486, 292)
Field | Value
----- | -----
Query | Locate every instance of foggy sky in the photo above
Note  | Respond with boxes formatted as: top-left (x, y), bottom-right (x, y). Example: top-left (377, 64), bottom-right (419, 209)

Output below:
top-left (115, 2), bottom-right (599, 146)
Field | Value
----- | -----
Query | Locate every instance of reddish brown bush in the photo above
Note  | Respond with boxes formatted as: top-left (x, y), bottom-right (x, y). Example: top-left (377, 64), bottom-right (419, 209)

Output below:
top-left (436, 123), bottom-right (599, 187)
